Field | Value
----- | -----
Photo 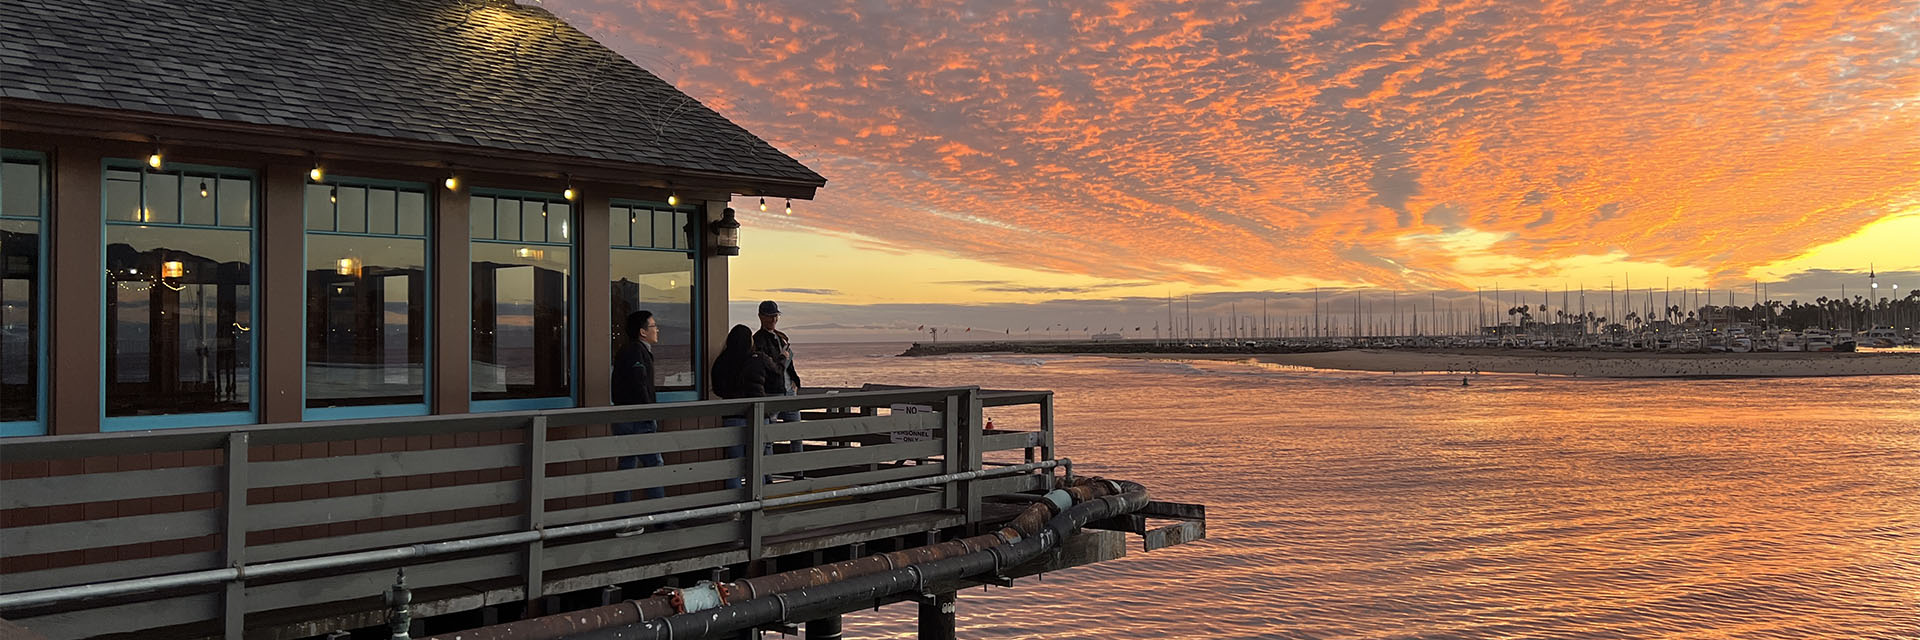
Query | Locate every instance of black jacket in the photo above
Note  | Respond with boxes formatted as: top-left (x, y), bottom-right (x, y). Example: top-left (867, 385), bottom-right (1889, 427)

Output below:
top-left (611, 341), bottom-right (655, 405)
top-left (753, 328), bottom-right (799, 394)
top-left (712, 352), bottom-right (780, 399)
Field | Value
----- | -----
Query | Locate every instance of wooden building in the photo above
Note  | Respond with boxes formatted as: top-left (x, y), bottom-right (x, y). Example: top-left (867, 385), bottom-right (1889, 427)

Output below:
top-left (0, 2), bottom-right (1205, 639)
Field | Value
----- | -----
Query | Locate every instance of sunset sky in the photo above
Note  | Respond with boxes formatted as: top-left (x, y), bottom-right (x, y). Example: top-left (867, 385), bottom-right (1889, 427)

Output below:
top-left (551, 0), bottom-right (1919, 337)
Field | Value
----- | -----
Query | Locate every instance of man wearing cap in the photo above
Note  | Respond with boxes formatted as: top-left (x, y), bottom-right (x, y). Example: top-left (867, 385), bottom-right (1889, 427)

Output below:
top-left (754, 301), bottom-right (803, 466)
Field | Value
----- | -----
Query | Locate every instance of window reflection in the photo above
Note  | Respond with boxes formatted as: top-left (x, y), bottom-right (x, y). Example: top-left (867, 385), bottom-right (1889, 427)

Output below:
top-left (304, 180), bottom-right (429, 411)
top-left (609, 202), bottom-right (697, 393)
top-left (104, 225), bottom-right (253, 416)
top-left (471, 193), bottom-right (572, 405)
top-left (2, 156), bottom-right (42, 426)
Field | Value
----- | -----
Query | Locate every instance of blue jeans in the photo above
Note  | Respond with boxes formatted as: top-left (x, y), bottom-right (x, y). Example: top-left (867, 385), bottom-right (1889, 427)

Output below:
top-left (612, 420), bottom-right (665, 502)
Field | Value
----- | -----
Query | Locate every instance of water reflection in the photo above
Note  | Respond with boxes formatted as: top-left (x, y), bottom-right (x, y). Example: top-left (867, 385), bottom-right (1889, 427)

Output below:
top-left (795, 345), bottom-right (1920, 639)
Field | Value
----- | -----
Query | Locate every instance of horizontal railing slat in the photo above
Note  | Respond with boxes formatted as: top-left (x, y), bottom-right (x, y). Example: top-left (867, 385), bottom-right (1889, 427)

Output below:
top-left (245, 480), bottom-right (522, 531)
top-left (252, 444), bottom-right (523, 488)
top-left (764, 411), bottom-right (941, 442)
top-left (246, 553), bottom-right (520, 614)
top-left (1, 465), bottom-right (220, 509)
top-left (248, 516), bottom-right (527, 563)
top-left (544, 486), bottom-right (748, 526)
top-left (543, 428), bottom-right (742, 464)
top-left (764, 463), bottom-right (949, 498)
top-left (542, 458), bottom-right (745, 499)
top-left (973, 473), bottom-right (1049, 498)
top-left (763, 492), bottom-right (948, 538)
top-left (542, 521), bottom-right (740, 572)
top-left (981, 431), bottom-right (1043, 452)
top-left (11, 593), bottom-right (218, 638)
top-left (763, 440), bottom-right (945, 475)
top-left (0, 552), bottom-right (222, 595)
top-left (2, 509), bottom-right (219, 556)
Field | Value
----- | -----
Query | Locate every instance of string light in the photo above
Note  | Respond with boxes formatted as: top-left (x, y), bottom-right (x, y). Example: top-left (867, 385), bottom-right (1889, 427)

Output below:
top-left (563, 186), bottom-right (576, 201)
top-left (147, 153), bottom-right (163, 169)
top-left (330, 186), bottom-right (338, 204)
top-left (309, 165), bottom-right (324, 182)
top-left (759, 198), bottom-right (767, 212)
top-left (199, 181), bottom-right (209, 198)
top-left (667, 193), bottom-right (679, 207)
top-left (784, 199), bottom-right (792, 215)
top-left (444, 176), bottom-right (458, 190)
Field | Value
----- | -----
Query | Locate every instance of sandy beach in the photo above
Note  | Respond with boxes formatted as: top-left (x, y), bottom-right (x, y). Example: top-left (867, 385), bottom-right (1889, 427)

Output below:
top-left (1114, 349), bottom-right (1920, 378)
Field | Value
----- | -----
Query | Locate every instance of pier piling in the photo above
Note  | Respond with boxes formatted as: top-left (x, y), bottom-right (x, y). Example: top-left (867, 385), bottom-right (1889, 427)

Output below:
top-left (917, 591), bottom-right (957, 640)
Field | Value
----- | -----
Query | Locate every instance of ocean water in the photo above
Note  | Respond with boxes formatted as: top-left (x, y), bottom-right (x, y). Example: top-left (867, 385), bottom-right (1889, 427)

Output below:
top-left (791, 342), bottom-right (1920, 639)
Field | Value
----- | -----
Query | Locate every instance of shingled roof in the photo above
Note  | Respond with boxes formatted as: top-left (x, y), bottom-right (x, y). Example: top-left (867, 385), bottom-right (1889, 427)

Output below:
top-left (0, 0), bottom-right (825, 189)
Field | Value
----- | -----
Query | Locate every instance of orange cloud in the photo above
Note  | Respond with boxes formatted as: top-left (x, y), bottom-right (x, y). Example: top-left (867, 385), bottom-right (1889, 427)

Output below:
top-left (555, 0), bottom-right (1920, 294)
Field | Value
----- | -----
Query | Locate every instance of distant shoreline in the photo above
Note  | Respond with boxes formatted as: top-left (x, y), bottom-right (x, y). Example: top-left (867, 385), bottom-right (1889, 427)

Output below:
top-left (1115, 348), bottom-right (1920, 379)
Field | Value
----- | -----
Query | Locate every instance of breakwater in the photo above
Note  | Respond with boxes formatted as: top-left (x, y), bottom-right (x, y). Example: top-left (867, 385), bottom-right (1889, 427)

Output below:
top-left (899, 340), bottom-right (1340, 357)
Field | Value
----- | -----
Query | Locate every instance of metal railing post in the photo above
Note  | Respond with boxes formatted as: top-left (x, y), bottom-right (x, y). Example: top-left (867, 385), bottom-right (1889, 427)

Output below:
top-left (746, 401), bottom-right (766, 562)
top-left (941, 392), bottom-right (961, 513)
top-left (523, 416), bottom-right (548, 601)
top-left (1040, 394), bottom-right (1058, 483)
top-left (222, 431), bottom-right (249, 639)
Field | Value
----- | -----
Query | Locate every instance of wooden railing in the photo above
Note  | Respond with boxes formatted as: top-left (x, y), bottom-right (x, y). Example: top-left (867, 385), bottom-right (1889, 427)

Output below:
top-left (0, 386), bottom-right (1055, 639)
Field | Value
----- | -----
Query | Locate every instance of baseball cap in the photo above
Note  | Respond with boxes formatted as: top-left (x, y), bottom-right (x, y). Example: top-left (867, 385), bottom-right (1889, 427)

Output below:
top-left (758, 300), bottom-right (781, 316)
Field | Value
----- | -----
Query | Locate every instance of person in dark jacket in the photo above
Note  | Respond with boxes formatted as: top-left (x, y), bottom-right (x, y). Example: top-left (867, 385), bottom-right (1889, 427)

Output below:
top-left (712, 324), bottom-right (781, 488)
top-left (611, 310), bottom-right (664, 502)
top-left (753, 301), bottom-right (804, 472)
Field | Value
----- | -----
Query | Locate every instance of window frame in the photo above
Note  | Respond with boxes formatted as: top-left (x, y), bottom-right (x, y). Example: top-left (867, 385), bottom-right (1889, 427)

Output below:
top-left (99, 159), bottom-right (260, 431)
top-left (302, 176), bottom-right (434, 421)
top-left (468, 188), bottom-right (577, 412)
top-left (0, 150), bottom-right (48, 436)
top-left (609, 199), bottom-right (702, 402)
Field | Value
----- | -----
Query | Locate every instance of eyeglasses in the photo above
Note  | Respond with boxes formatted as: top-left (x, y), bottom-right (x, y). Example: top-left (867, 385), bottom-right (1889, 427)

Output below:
top-left (644, 324), bottom-right (659, 330)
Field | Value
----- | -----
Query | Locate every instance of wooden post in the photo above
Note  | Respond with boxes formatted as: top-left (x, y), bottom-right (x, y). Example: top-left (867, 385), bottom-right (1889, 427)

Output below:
top-left (524, 415), bottom-right (548, 601)
top-left (258, 163), bottom-right (305, 423)
top-left (48, 144), bottom-right (102, 434)
top-left (745, 401), bottom-right (765, 561)
top-left (222, 432), bottom-right (250, 639)
top-left (917, 591), bottom-right (956, 640)
top-left (431, 183), bottom-right (470, 414)
top-left (577, 192), bottom-right (612, 407)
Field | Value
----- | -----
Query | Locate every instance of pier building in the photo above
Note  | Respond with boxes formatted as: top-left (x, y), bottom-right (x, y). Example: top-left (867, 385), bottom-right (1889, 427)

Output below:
top-left (0, 1), bottom-right (1204, 638)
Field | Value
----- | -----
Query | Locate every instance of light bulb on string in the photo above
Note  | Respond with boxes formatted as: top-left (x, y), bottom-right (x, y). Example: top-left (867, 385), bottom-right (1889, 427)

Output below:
top-left (784, 199), bottom-right (792, 215)
top-left (759, 198), bottom-right (767, 212)
top-left (667, 193), bottom-right (679, 207)
top-left (444, 176), bottom-right (458, 190)
top-left (329, 186), bottom-right (338, 204)
top-left (147, 153), bottom-right (163, 169)
top-left (564, 186), bottom-right (576, 201)
top-left (199, 181), bottom-right (209, 198)
top-left (309, 165), bottom-right (324, 182)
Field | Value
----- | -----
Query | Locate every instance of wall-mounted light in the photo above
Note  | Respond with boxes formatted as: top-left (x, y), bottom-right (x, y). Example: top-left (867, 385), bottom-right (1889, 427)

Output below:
top-left (336, 257), bottom-right (361, 277)
top-left (161, 260), bottom-right (185, 278)
top-left (711, 207), bottom-right (741, 257)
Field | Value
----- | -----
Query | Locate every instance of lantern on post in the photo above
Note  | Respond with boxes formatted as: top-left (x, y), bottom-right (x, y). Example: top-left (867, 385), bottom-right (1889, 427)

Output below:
top-left (711, 207), bottom-right (741, 256)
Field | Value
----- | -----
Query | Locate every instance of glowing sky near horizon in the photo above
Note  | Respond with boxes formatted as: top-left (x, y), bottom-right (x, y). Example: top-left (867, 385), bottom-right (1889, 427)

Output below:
top-left (554, 0), bottom-right (1920, 303)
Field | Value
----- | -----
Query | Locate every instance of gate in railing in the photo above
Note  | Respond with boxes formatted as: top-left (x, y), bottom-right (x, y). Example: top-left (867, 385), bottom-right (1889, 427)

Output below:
top-left (0, 386), bottom-right (1057, 639)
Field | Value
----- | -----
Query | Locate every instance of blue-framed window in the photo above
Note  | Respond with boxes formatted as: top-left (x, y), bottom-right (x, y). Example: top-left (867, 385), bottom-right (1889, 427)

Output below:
top-left (304, 179), bottom-right (430, 420)
top-left (101, 161), bottom-right (257, 430)
top-left (609, 201), bottom-right (699, 401)
top-left (470, 191), bottom-right (574, 411)
top-left (1, 151), bottom-right (47, 436)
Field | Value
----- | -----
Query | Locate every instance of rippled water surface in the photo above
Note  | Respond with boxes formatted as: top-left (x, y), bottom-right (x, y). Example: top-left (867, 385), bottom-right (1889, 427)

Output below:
top-left (793, 343), bottom-right (1920, 639)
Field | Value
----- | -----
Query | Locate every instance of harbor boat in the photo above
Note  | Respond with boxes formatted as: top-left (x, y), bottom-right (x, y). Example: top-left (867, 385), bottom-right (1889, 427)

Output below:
top-left (1860, 326), bottom-right (1900, 348)
top-left (1778, 331), bottom-right (1805, 352)
top-left (1834, 331), bottom-right (1857, 352)
top-left (1804, 329), bottom-right (1835, 352)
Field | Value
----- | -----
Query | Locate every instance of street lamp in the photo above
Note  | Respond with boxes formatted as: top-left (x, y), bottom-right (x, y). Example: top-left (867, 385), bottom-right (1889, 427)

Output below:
top-left (710, 207), bottom-right (741, 256)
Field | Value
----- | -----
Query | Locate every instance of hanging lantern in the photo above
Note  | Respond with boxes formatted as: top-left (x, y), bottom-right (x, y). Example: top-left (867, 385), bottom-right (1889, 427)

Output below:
top-left (711, 207), bottom-right (741, 256)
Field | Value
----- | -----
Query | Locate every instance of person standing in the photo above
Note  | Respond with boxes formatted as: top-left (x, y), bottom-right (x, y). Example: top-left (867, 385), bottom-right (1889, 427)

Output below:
top-left (611, 310), bottom-right (664, 502)
top-left (753, 301), bottom-right (804, 466)
top-left (711, 324), bottom-right (779, 489)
